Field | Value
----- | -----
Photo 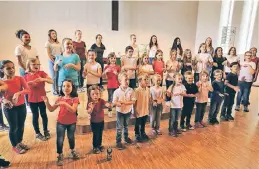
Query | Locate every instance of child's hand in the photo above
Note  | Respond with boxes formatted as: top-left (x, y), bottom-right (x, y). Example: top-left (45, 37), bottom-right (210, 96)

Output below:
top-left (55, 59), bottom-right (62, 65)
top-left (153, 101), bottom-right (157, 106)
top-left (166, 91), bottom-right (171, 97)
top-left (3, 99), bottom-right (13, 109)
top-left (113, 70), bottom-right (118, 75)
top-left (12, 92), bottom-right (20, 105)
top-left (234, 87), bottom-right (240, 92)
top-left (219, 93), bottom-right (224, 97)
top-left (34, 77), bottom-right (45, 83)
top-left (196, 81), bottom-right (202, 87)
top-left (41, 96), bottom-right (49, 103)
top-left (88, 102), bottom-right (94, 109)
top-left (64, 63), bottom-right (74, 69)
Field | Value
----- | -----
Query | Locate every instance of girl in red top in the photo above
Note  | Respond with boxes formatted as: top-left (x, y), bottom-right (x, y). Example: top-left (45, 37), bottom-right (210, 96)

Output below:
top-left (0, 60), bottom-right (30, 154)
top-left (24, 58), bottom-right (53, 141)
top-left (103, 52), bottom-right (120, 115)
top-left (152, 49), bottom-right (165, 86)
top-left (42, 79), bottom-right (80, 166)
top-left (87, 85), bottom-right (112, 154)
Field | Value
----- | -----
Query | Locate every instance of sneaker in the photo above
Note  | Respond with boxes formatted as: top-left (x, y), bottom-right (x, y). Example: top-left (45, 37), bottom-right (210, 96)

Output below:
top-left (69, 151), bottom-right (79, 160)
top-left (244, 106), bottom-right (249, 112)
top-left (200, 121), bottom-right (207, 127)
top-left (207, 119), bottom-right (214, 125)
top-left (177, 129), bottom-right (182, 134)
top-left (213, 119), bottom-right (220, 124)
top-left (0, 124), bottom-right (9, 131)
top-left (151, 129), bottom-right (157, 135)
top-left (186, 124), bottom-right (194, 130)
top-left (116, 142), bottom-right (125, 150)
top-left (44, 130), bottom-right (51, 139)
top-left (235, 105), bottom-right (240, 111)
top-left (227, 115), bottom-right (235, 120)
top-left (180, 126), bottom-right (187, 132)
top-left (93, 148), bottom-right (100, 154)
top-left (36, 133), bottom-right (47, 141)
top-left (220, 116), bottom-right (229, 121)
top-left (0, 126), bottom-right (4, 132)
top-left (12, 146), bottom-right (26, 154)
top-left (124, 137), bottom-right (133, 144)
top-left (57, 154), bottom-right (64, 166)
top-left (194, 122), bottom-right (203, 128)
top-left (141, 133), bottom-right (149, 141)
top-left (17, 143), bottom-right (30, 151)
top-left (0, 158), bottom-right (11, 168)
top-left (135, 135), bottom-right (142, 142)
top-left (169, 131), bottom-right (177, 137)
top-left (98, 146), bottom-right (105, 152)
top-left (53, 91), bottom-right (59, 96)
top-left (156, 130), bottom-right (162, 135)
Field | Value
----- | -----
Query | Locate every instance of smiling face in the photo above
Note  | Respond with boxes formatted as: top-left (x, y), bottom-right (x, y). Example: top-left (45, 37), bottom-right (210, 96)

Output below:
top-left (230, 47), bottom-right (236, 56)
top-left (152, 36), bottom-right (157, 44)
top-left (175, 74), bottom-right (183, 85)
top-left (120, 74), bottom-right (129, 88)
top-left (109, 55), bottom-right (116, 64)
top-left (185, 74), bottom-right (194, 84)
top-left (62, 81), bottom-right (73, 96)
top-left (214, 72), bottom-right (222, 81)
top-left (50, 31), bottom-right (57, 40)
top-left (63, 39), bottom-right (73, 53)
top-left (170, 50), bottom-right (177, 61)
top-left (29, 59), bottom-right (40, 72)
top-left (88, 51), bottom-right (96, 62)
top-left (217, 48), bottom-right (223, 57)
top-left (21, 34), bottom-right (31, 45)
top-left (200, 44), bottom-right (206, 53)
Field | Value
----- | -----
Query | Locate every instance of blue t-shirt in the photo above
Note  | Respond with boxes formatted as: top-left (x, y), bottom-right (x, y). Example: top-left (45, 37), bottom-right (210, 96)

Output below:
top-left (55, 54), bottom-right (80, 86)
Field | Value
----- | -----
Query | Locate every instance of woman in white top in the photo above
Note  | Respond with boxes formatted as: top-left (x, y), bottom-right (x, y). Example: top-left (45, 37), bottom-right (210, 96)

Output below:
top-left (15, 29), bottom-right (38, 77)
top-left (224, 47), bottom-right (240, 76)
top-left (147, 35), bottom-right (159, 64)
top-left (45, 29), bottom-right (62, 95)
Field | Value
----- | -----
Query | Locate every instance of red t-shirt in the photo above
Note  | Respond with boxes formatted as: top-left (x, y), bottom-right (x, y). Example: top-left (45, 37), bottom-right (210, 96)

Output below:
top-left (104, 65), bottom-right (120, 89)
top-left (57, 97), bottom-right (79, 124)
top-left (153, 60), bottom-right (164, 78)
top-left (24, 71), bottom-right (47, 103)
top-left (87, 99), bottom-right (105, 123)
top-left (3, 76), bottom-right (29, 106)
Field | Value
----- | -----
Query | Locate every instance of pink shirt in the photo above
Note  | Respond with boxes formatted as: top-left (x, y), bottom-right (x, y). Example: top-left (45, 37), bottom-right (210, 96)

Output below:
top-left (57, 97), bottom-right (79, 124)
top-left (104, 65), bottom-right (120, 89)
top-left (24, 71), bottom-right (47, 103)
top-left (196, 82), bottom-right (210, 103)
top-left (3, 76), bottom-right (29, 106)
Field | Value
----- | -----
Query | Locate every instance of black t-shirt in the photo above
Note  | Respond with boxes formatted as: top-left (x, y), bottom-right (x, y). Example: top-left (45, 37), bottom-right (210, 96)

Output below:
top-left (212, 57), bottom-right (227, 73)
top-left (183, 82), bottom-right (198, 103)
top-left (90, 43), bottom-right (106, 62)
top-left (225, 72), bottom-right (238, 94)
top-left (211, 80), bottom-right (224, 100)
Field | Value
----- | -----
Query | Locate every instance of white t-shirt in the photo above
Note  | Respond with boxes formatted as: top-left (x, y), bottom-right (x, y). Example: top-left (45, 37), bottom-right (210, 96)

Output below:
top-left (239, 61), bottom-right (256, 82)
top-left (167, 84), bottom-right (186, 108)
top-left (15, 45), bottom-right (38, 68)
top-left (87, 62), bottom-right (101, 85)
top-left (150, 86), bottom-right (163, 100)
top-left (121, 57), bottom-right (138, 79)
top-left (192, 53), bottom-right (213, 73)
top-left (225, 55), bottom-right (240, 73)
top-left (45, 41), bottom-right (62, 58)
top-left (147, 45), bottom-right (158, 58)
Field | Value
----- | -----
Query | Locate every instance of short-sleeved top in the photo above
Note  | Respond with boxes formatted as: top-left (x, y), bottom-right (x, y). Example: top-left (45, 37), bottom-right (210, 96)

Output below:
top-left (24, 71), bottom-right (47, 103)
top-left (73, 41), bottom-right (86, 60)
top-left (251, 57), bottom-right (259, 69)
top-left (140, 64), bottom-right (154, 85)
top-left (212, 56), bottom-right (227, 73)
top-left (104, 65), bottom-right (120, 88)
top-left (193, 53), bottom-right (213, 73)
top-left (167, 84), bottom-right (186, 108)
top-left (113, 87), bottom-right (135, 114)
top-left (45, 41), bottom-right (62, 59)
top-left (121, 57), bottom-right (138, 79)
top-left (57, 97), bottom-right (79, 124)
top-left (134, 86), bottom-right (150, 117)
top-left (196, 82), bottom-right (210, 103)
top-left (55, 54), bottom-right (80, 86)
top-left (239, 61), bottom-right (256, 82)
top-left (147, 45), bottom-right (158, 58)
top-left (87, 99), bottom-right (106, 123)
top-left (153, 60), bottom-right (164, 78)
top-left (225, 55), bottom-right (240, 73)
top-left (225, 72), bottom-right (238, 94)
top-left (150, 86), bottom-right (163, 101)
top-left (15, 45), bottom-right (38, 69)
top-left (183, 82), bottom-right (198, 103)
top-left (3, 76), bottom-right (29, 106)
top-left (90, 43), bottom-right (106, 62)
top-left (211, 80), bottom-right (224, 101)
top-left (87, 62), bottom-right (102, 85)
top-left (132, 44), bottom-right (139, 58)
top-left (166, 60), bottom-right (179, 81)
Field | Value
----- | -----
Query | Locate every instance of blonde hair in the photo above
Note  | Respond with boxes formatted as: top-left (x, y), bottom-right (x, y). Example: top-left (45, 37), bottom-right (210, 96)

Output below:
top-left (184, 71), bottom-right (193, 78)
top-left (118, 72), bottom-right (128, 83)
top-left (213, 69), bottom-right (223, 76)
top-left (25, 58), bottom-right (40, 73)
top-left (199, 70), bottom-right (209, 80)
top-left (61, 38), bottom-right (73, 53)
top-left (198, 43), bottom-right (207, 54)
top-left (183, 49), bottom-right (192, 64)
top-left (107, 52), bottom-right (116, 65)
top-left (170, 49), bottom-right (177, 60)
top-left (137, 73), bottom-right (148, 82)
top-left (140, 52), bottom-right (149, 65)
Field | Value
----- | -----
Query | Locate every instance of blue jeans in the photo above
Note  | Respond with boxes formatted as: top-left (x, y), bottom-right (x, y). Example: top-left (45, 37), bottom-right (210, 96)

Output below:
top-left (116, 111), bottom-right (131, 143)
top-left (221, 93), bottom-right (235, 117)
top-left (134, 115), bottom-right (148, 136)
top-left (208, 98), bottom-right (223, 121)
top-left (56, 122), bottom-right (76, 154)
top-left (150, 104), bottom-right (163, 130)
top-left (48, 60), bottom-right (59, 92)
top-left (236, 81), bottom-right (252, 107)
top-left (169, 108), bottom-right (181, 132)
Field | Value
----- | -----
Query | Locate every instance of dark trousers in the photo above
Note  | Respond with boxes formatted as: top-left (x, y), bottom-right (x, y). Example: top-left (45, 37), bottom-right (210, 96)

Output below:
top-left (194, 73), bottom-right (199, 84)
top-left (78, 59), bottom-right (86, 88)
top-left (91, 121), bottom-right (104, 148)
top-left (116, 112), bottom-right (131, 143)
top-left (208, 98), bottom-right (223, 121)
top-left (4, 104), bottom-right (27, 147)
top-left (150, 104), bottom-right (163, 130)
top-left (134, 115), bottom-right (148, 136)
top-left (29, 101), bottom-right (48, 134)
top-left (129, 79), bottom-right (136, 89)
top-left (166, 80), bottom-right (174, 101)
top-left (221, 93), bottom-right (235, 117)
top-left (169, 108), bottom-right (181, 132)
top-left (236, 81), bottom-right (252, 107)
top-left (56, 122), bottom-right (76, 154)
top-left (195, 103), bottom-right (207, 123)
top-left (180, 100), bottom-right (195, 127)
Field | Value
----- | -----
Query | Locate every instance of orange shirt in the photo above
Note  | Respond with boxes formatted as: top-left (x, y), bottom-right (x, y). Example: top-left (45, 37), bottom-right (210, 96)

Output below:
top-left (134, 86), bottom-right (150, 118)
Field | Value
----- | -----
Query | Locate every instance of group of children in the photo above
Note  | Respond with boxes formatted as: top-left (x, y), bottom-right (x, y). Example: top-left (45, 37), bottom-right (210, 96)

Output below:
top-left (0, 30), bottom-right (258, 167)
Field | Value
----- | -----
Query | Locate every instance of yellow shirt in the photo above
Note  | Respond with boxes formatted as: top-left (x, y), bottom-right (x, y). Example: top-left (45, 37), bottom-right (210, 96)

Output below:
top-left (134, 86), bottom-right (151, 118)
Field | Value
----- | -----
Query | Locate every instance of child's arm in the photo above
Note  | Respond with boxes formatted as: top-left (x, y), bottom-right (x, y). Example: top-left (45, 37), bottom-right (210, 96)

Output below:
top-left (54, 58), bottom-right (62, 72)
top-left (225, 80), bottom-right (239, 92)
top-left (56, 100), bottom-right (79, 114)
top-left (42, 96), bottom-right (59, 112)
top-left (87, 65), bottom-right (102, 78)
top-left (64, 62), bottom-right (81, 71)
top-left (87, 102), bottom-right (94, 114)
top-left (13, 77), bottom-right (30, 104)
top-left (207, 83), bottom-right (214, 92)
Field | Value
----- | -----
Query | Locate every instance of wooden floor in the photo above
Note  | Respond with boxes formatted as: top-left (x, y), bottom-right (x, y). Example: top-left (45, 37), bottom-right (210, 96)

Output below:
top-left (0, 87), bottom-right (259, 169)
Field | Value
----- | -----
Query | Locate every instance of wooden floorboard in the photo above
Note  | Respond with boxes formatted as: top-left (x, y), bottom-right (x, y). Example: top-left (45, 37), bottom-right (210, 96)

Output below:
top-left (0, 87), bottom-right (258, 169)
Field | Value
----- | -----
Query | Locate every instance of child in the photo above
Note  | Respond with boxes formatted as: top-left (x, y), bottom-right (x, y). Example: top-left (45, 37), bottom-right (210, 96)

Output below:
top-left (235, 51), bottom-right (256, 112)
top-left (83, 50), bottom-right (102, 88)
top-left (0, 60), bottom-right (30, 154)
top-left (167, 73), bottom-right (186, 137)
top-left (180, 71), bottom-right (198, 131)
top-left (138, 53), bottom-right (155, 86)
top-left (24, 58), bottom-right (53, 141)
top-left (150, 74), bottom-right (164, 135)
top-left (166, 49), bottom-right (181, 89)
top-left (152, 49), bottom-right (165, 86)
top-left (208, 69), bottom-right (225, 124)
top-left (104, 52), bottom-right (120, 117)
top-left (194, 71), bottom-right (213, 128)
top-left (87, 85), bottom-right (112, 154)
top-left (121, 46), bottom-right (138, 89)
top-left (42, 79), bottom-right (80, 166)
top-left (113, 72), bottom-right (135, 150)
top-left (211, 47), bottom-right (227, 82)
top-left (181, 49), bottom-right (193, 76)
top-left (134, 74), bottom-right (151, 142)
top-left (220, 62), bottom-right (240, 121)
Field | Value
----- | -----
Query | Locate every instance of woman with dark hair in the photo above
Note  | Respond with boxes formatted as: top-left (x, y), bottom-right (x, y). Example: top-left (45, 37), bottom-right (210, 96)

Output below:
top-left (211, 47), bottom-right (227, 82)
top-left (90, 34), bottom-right (106, 90)
top-left (45, 29), bottom-right (62, 95)
top-left (224, 47), bottom-right (239, 76)
top-left (205, 37), bottom-right (214, 56)
top-left (147, 35), bottom-right (159, 63)
top-left (171, 37), bottom-right (183, 60)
